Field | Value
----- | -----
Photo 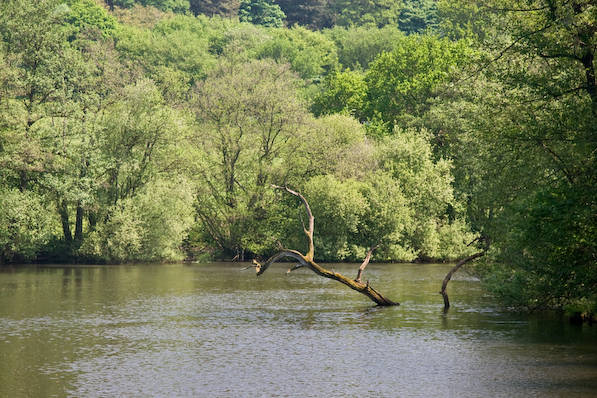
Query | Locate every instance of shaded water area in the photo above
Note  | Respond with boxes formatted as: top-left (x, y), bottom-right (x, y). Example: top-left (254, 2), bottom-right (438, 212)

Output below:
top-left (1, 263), bottom-right (596, 397)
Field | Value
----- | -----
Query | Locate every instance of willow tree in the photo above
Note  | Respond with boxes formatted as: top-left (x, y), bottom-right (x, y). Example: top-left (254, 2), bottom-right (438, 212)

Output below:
top-left (191, 60), bottom-right (308, 259)
top-left (248, 185), bottom-right (398, 306)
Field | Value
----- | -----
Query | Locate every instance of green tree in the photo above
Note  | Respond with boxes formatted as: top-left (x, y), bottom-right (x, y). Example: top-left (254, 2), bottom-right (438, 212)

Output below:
top-left (302, 175), bottom-right (368, 260)
top-left (65, 77), bottom-right (191, 262)
top-left (110, 0), bottom-right (190, 13)
top-left (65, 0), bottom-right (119, 40)
top-left (333, 0), bottom-right (402, 28)
top-left (0, 0), bottom-right (95, 250)
top-left (422, 0), bottom-right (596, 312)
top-left (189, 0), bottom-right (240, 17)
top-left (286, 116), bottom-right (470, 262)
top-left (115, 14), bottom-right (218, 96)
top-left (273, 0), bottom-right (333, 29)
top-left (1, 0), bottom-right (194, 263)
top-left (324, 25), bottom-right (404, 70)
top-left (207, 22), bottom-right (269, 58)
top-left (364, 35), bottom-right (472, 126)
top-left (239, 0), bottom-right (286, 28)
top-left (0, 189), bottom-right (55, 263)
top-left (436, 0), bottom-right (487, 40)
top-left (398, 0), bottom-right (438, 34)
top-left (190, 60), bottom-right (308, 258)
top-left (375, 128), bottom-right (471, 260)
top-left (311, 69), bottom-right (367, 118)
top-left (80, 177), bottom-right (195, 262)
top-left (298, 171), bottom-right (413, 265)
top-left (254, 26), bottom-right (338, 79)
top-left (352, 172), bottom-right (411, 261)
top-left (476, 1), bottom-right (596, 311)
top-left (293, 114), bottom-right (376, 181)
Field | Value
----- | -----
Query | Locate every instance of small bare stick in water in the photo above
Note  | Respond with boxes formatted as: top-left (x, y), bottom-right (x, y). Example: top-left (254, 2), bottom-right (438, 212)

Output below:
top-left (440, 237), bottom-right (489, 311)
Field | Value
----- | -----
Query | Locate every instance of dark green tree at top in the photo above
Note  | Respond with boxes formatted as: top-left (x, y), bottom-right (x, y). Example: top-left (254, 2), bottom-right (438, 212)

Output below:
top-left (333, 0), bottom-right (402, 28)
top-left (239, 0), bottom-right (286, 27)
top-left (189, 0), bottom-right (240, 17)
top-left (399, 0), bottom-right (438, 34)
top-left (273, 0), bottom-right (334, 29)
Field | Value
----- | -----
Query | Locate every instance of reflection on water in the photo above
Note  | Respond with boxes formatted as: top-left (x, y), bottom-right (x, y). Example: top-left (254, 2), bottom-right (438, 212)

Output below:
top-left (1, 263), bottom-right (596, 397)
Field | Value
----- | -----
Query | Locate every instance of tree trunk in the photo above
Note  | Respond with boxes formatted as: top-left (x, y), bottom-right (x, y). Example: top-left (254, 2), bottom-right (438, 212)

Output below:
top-left (249, 186), bottom-right (398, 307)
top-left (581, 51), bottom-right (596, 116)
top-left (19, 170), bottom-right (27, 192)
top-left (88, 211), bottom-right (97, 231)
top-left (58, 200), bottom-right (72, 243)
top-left (74, 201), bottom-right (83, 243)
top-left (439, 251), bottom-right (485, 311)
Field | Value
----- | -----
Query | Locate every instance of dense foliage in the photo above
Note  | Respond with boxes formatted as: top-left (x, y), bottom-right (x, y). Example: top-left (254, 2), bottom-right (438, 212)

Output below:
top-left (0, 0), bottom-right (595, 318)
top-left (238, 0), bottom-right (285, 27)
top-left (428, 0), bottom-right (597, 315)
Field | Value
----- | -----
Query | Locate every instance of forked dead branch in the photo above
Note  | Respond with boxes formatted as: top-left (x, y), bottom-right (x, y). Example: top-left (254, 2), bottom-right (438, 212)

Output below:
top-left (247, 185), bottom-right (398, 306)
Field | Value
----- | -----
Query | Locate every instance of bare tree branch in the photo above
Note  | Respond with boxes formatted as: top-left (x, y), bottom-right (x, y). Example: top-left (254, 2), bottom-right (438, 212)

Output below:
top-left (440, 251), bottom-right (486, 312)
top-left (287, 263), bottom-right (305, 273)
top-left (253, 249), bottom-right (307, 276)
top-left (251, 187), bottom-right (398, 306)
top-left (355, 244), bottom-right (380, 283)
top-left (271, 185), bottom-right (314, 260)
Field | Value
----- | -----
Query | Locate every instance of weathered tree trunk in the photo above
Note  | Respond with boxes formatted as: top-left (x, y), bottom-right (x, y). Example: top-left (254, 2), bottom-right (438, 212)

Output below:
top-left (440, 251), bottom-right (485, 312)
top-left (249, 186), bottom-right (398, 307)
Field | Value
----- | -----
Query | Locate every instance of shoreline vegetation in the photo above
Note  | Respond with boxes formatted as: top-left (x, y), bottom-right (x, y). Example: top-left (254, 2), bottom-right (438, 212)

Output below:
top-left (0, 1), bottom-right (595, 320)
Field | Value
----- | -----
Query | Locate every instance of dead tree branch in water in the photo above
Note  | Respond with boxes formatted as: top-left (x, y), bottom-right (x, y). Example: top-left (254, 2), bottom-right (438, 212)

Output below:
top-left (440, 237), bottom-right (490, 311)
top-left (247, 186), bottom-right (398, 306)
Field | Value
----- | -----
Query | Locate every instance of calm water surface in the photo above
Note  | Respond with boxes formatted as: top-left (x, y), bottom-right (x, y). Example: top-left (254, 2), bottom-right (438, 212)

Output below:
top-left (1, 262), bottom-right (596, 397)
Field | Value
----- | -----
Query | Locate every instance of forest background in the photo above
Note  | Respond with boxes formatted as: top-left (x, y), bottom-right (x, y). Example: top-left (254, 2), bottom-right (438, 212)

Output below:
top-left (0, 0), bottom-right (595, 314)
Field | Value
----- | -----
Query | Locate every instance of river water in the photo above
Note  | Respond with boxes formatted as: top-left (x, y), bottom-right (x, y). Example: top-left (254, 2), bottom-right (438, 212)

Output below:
top-left (1, 262), bottom-right (596, 397)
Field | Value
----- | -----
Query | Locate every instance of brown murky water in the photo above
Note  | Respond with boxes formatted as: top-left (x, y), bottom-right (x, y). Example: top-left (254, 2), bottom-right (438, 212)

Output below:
top-left (1, 262), bottom-right (596, 397)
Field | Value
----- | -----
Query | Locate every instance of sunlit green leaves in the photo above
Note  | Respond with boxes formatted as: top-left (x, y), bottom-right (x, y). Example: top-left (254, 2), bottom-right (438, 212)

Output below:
top-left (365, 35), bottom-right (473, 124)
top-left (0, 189), bottom-right (56, 263)
top-left (333, 0), bottom-right (402, 28)
top-left (65, 0), bottom-right (119, 40)
top-left (254, 25), bottom-right (338, 79)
